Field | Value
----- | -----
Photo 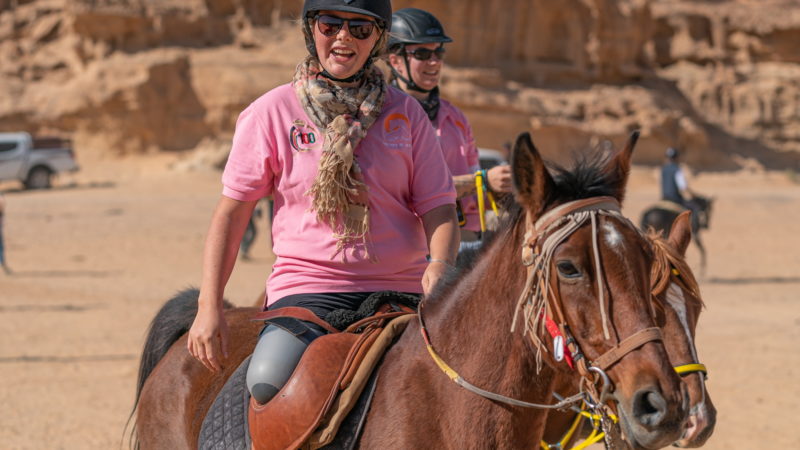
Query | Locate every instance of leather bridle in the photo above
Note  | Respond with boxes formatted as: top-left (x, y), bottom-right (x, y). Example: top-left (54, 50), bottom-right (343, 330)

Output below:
top-left (419, 196), bottom-right (665, 410)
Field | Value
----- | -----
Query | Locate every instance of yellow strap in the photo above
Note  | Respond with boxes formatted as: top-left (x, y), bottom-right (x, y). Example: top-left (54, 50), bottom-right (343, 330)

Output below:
top-left (539, 404), bottom-right (619, 449)
top-left (571, 429), bottom-right (606, 450)
top-left (540, 409), bottom-right (584, 449)
top-left (569, 410), bottom-right (618, 450)
top-left (674, 363), bottom-right (707, 376)
top-left (475, 171), bottom-right (499, 232)
top-left (425, 344), bottom-right (460, 381)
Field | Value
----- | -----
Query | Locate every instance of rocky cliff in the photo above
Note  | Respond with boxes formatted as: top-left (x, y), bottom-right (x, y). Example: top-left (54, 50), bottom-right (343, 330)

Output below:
top-left (1, 0), bottom-right (799, 170)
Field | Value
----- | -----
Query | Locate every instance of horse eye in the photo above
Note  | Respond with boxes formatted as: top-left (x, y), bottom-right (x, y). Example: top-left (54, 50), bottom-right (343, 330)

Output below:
top-left (556, 260), bottom-right (581, 278)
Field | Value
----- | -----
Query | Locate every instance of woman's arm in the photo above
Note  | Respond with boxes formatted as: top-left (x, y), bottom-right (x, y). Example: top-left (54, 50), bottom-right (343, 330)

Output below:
top-left (453, 173), bottom-right (477, 198)
top-left (188, 196), bottom-right (258, 372)
top-left (420, 203), bottom-right (460, 295)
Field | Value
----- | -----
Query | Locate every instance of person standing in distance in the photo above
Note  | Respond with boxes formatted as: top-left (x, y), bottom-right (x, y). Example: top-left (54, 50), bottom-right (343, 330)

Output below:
top-left (0, 192), bottom-right (9, 275)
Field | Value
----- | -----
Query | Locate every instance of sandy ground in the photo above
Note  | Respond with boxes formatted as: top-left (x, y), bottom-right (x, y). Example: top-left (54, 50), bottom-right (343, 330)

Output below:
top-left (0, 155), bottom-right (798, 449)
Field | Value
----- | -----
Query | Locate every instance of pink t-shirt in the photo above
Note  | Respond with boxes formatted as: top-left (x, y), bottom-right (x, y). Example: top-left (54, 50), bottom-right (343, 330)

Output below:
top-left (434, 99), bottom-right (481, 231)
top-left (222, 84), bottom-right (456, 305)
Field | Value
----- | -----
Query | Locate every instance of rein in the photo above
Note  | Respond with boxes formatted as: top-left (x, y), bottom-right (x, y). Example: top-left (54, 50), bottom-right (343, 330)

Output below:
top-left (418, 311), bottom-right (585, 409)
top-left (475, 170), bottom-right (499, 232)
top-left (418, 196), bottom-right (662, 413)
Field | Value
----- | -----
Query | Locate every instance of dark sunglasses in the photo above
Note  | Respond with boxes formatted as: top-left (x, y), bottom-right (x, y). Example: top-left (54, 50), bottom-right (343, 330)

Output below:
top-left (405, 46), bottom-right (446, 61)
top-left (315, 14), bottom-right (377, 40)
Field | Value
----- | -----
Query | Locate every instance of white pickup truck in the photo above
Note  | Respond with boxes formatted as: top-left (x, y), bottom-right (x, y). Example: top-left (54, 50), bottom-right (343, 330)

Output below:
top-left (0, 132), bottom-right (79, 189)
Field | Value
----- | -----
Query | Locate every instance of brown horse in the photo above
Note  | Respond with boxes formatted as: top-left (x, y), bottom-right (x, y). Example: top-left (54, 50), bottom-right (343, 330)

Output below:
top-left (130, 132), bottom-right (688, 449)
top-left (541, 212), bottom-right (715, 448)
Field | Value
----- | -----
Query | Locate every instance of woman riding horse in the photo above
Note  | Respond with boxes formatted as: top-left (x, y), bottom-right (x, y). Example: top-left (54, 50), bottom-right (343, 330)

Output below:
top-left (186, 0), bottom-right (460, 406)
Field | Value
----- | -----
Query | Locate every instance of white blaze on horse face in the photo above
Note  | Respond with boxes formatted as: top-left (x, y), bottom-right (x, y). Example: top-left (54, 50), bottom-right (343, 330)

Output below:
top-left (665, 283), bottom-right (699, 363)
top-left (666, 282), bottom-right (708, 409)
top-left (602, 221), bottom-right (624, 254)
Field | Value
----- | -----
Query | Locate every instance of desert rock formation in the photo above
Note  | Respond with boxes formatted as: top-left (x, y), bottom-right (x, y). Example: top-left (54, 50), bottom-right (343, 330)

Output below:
top-left (1, 0), bottom-right (799, 170)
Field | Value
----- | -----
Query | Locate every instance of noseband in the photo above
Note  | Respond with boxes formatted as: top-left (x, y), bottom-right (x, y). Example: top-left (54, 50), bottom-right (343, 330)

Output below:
top-left (419, 196), bottom-right (663, 411)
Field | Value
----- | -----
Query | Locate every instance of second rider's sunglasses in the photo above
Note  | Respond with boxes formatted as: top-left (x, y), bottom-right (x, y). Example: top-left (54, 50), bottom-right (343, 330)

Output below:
top-left (405, 46), bottom-right (446, 61)
top-left (315, 14), bottom-right (377, 40)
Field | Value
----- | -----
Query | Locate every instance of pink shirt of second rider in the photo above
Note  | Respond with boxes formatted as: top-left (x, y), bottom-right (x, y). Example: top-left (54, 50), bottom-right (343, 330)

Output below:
top-left (222, 84), bottom-right (456, 306)
top-left (434, 99), bottom-right (481, 231)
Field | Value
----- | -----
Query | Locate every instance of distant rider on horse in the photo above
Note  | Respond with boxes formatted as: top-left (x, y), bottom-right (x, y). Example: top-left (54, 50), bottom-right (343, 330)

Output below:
top-left (662, 146), bottom-right (701, 229)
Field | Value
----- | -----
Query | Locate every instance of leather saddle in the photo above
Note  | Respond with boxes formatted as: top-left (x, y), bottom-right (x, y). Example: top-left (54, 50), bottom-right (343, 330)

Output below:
top-left (248, 305), bottom-right (415, 450)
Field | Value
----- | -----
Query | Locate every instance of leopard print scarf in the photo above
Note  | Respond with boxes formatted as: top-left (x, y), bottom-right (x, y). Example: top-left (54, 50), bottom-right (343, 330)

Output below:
top-left (293, 57), bottom-right (387, 260)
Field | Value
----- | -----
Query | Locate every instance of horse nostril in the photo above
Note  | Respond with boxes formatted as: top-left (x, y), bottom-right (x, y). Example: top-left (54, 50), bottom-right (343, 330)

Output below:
top-left (633, 389), bottom-right (668, 427)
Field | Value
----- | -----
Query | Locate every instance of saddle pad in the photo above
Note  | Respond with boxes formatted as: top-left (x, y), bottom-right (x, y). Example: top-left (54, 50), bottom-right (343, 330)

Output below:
top-left (198, 356), bottom-right (252, 450)
top-left (318, 368), bottom-right (381, 450)
top-left (308, 314), bottom-right (415, 448)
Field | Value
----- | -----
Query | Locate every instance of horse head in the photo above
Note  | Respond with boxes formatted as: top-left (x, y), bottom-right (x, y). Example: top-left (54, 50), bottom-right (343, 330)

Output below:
top-left (511, 131), bottom-right (688, 449)
top-left (651, 211), bottom-right (716, 447)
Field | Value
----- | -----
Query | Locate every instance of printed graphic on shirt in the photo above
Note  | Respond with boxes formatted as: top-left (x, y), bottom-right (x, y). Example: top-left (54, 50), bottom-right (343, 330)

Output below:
top-left (383, 113), bottom-right (412, 149)
top-left (289, 119), bottom-right (319, 152)
top-left (454, 120), bottom-right (467, 137)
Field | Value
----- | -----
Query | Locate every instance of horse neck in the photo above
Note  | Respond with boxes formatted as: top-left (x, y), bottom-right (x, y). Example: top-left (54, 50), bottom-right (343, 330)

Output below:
top-left (420, 219), bottom-right (558, 442)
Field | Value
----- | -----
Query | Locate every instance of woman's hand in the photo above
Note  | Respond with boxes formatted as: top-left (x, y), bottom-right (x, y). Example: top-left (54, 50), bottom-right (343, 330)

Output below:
top-left (187, 196), bottom-right (257, 372)
top-left (422, 259), bottom-right (452, 295)
top-left (187, 302), bottom-right (229, 372)
top-left (487, 165), bottom-right (512, 193)
top-left (420, 204), bottom-right (459, 296)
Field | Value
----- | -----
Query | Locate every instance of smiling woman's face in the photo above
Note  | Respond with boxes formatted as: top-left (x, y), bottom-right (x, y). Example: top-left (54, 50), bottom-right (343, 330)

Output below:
top-left (389, 43), bottom-right (445, 92)
top-left (312, 10), bottom-right (380, 81)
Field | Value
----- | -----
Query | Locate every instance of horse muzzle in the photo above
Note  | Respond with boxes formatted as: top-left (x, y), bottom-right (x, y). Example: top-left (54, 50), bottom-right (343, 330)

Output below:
top-left (673, 400), bottom-right (716, 448)
top-left (617, 382), bottom-right (690, 450)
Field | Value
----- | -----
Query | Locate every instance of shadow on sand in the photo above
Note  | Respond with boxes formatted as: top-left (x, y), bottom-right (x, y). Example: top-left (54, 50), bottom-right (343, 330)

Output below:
top-left (6, 269), bottom-right (120, 278)
top-left (706, 276), bottom-right (800, 285)
top-left (1, 181), bottom-right (116, 194)
top-left (0, 303), bottom-right (105, 312)
top-left (0, 354), bottom-right (137, 364)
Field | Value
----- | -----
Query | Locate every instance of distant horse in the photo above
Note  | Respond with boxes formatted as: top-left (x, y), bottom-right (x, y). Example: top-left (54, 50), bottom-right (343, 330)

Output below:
top-left (640, 195), bottom-right (713, 275)
top-left (130, 132), bottom-right (688, 449)
top-left (541, 211), bottom-right (715, 448)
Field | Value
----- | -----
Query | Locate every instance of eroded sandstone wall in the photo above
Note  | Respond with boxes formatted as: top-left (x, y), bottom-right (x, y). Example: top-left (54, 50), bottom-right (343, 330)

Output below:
top-left (1, 0), bottom-right (798, 170)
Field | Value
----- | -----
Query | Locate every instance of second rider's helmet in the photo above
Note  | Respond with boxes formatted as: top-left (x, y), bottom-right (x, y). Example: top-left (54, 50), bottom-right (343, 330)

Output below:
top-left (388, 8), bottom-right (452, 51)
top-left (666, 147), bottom-right (679, 160)
top-left (388, 8), bottom-right (452, 93)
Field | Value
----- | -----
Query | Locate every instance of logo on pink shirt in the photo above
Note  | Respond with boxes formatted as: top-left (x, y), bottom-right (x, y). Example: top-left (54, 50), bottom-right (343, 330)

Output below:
top-left (289, 119), bottom-right (319, 152)
top-left (383, 113), bottom-right (412, 149)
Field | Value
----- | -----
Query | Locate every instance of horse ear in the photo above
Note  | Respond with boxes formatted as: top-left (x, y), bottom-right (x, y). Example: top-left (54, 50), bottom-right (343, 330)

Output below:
top-left (511, 132), bottom-right (555, 216)
top-left (603, 131), bottom-right (639, 203)
top-left (668, 211), bottom-right (692, 256)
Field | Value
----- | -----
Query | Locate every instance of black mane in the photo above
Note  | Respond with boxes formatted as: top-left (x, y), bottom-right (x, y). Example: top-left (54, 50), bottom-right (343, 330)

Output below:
top-left (548, 152), bottom-right (622, 202)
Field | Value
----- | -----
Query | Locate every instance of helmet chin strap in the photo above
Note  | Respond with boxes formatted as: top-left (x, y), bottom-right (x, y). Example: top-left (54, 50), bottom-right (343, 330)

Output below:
top-left (319, 58), bottom-right (372, 83)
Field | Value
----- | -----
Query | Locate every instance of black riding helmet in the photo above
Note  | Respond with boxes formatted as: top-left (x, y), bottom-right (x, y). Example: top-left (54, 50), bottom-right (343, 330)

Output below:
top-left (388, 8), bottom-right (452, 93)
top-left (302, 0), bottom-right (391, 83)
top-left (666, 147), bottom-right (679, 160)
